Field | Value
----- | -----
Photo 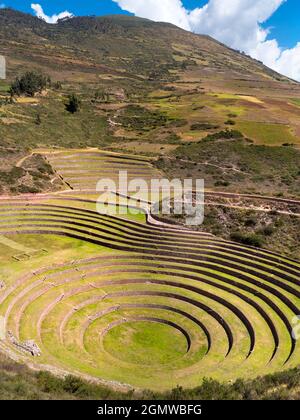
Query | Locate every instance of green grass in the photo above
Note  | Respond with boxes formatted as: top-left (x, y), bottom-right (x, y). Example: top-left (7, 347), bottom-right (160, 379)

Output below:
top-left (0, 93), bottom-right (112, 150)
top-left (0, 348), bottom-right (300, 399)
top-left (237, 121), bottom-right (297, 145)
top-left (1, 198), bottom-right (299, 390)
top-left (103, 321), bottom-right (189, 365)
top-left (290, 98), bottom-right (300, 107)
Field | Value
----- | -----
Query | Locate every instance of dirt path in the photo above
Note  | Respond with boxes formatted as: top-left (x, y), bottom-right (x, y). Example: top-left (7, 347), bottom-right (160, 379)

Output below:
top-left (1, 189), bottom-right (300, 215)
top-left (179, 159), bottom-right (245, 174)
top-left (205, 191), bottom-right (300, 206)
top-left (15, 152), bottom-right (34, 168)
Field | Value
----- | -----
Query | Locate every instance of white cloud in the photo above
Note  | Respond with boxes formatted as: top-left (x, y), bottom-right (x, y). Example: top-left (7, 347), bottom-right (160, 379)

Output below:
top-left (116, 0), bottom-right (190, 30)
top-left (113, 0), bottom-right (300, 81)
top-left (31, 3), bottom-right (73, 24)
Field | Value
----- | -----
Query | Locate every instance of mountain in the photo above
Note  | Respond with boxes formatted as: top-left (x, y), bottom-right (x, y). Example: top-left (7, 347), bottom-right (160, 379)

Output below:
top-left (0, 8), bottom-right (300, 196)
top-left (0, 8), bottom-right (295, 83)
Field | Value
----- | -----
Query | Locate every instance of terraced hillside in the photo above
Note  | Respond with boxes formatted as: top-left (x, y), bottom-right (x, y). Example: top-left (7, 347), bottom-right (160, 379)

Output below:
top-left (0, 150), bottom-right (299, 391)
top-left (44, 150), bottom-right (162, 192)
top-left (1, 9), bottom-right (300, 183)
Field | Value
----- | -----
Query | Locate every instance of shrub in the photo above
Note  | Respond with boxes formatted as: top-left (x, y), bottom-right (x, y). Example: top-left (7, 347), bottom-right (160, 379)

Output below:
top-left (214, 180), bottom-right (230, 187)
top-left (10, 71), bottom-right (49, 97)
top-left (168, 118), bottom-right (187, 128)
top-left (230, 232), bottom-right (264, 247)
top-left (35, 113), bottom-right (42, 125)
top-left (225, 119), bottom-right (236, 126)
top-left (10, 166), bottom-right (26, 180)
top-left (190, 123), bottom-right (219, 131)
top-left (245, 218), bottom-right (257, 227)
top-left (166, 133), bottom-right (182, 144)
top-left (37, 371), bottom-right (63, 394)
top-left (65, 94), bottom-right (81, 114)
top-left (37, 162), bottom-right (54, 175)
top-left (17, 185), bottom-right (41, 194)
top-left (260, 225), bottom-right (275, 236)
top-left (200, 130), bottom-right (244, 143)
top-left (63, 375), bottom-right (85, 394)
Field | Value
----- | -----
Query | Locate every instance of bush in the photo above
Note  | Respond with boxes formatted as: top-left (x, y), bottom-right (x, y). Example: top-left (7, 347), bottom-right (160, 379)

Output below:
top-left (214, 180), bottom-right (230, 187)
top-left (10, 71), bottom-right (49, 97)
top-left (245, 218), bottom-right (257, 227)
top-left (1, 352), bottom-right (300, 400)
top-left (0, 167), bottom-right (26, 183)
top-left (166, 133), bottom-right (182, 144)
top-left (225, 119), bottom-right (236, 126)
top-left (37, 163), bottom-right (53, 175)
top-left (35, 113), bottom-right (42, 125)
top-left (200, 130), bottom-right (244, 143)
top-left (17, 185), bottom-right (41, 194)
top-left (260, 225), bottom-right (275, 236)
top-left (63, 375), bottom-right (85, 394)
top-left (230, 232), bottom-right (264, 247)
top-left (190, 123), bottom-right (219, 131)
top-left (37, 371), bottom-right (63, 394)
top-left (65, 94), bottom-right (81, 114)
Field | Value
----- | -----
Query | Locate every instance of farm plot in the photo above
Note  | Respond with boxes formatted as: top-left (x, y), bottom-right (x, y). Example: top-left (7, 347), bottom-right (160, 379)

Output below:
top-left (0, 192), bottom-right (299, 390)
top-left (44, 150), bottom-right (163, 192)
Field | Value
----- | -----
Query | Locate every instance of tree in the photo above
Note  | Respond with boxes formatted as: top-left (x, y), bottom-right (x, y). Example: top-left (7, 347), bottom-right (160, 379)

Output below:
top-left (10, 71), bottom-right (49, 97)
top-left (65, 94), bottom-right (81, 114)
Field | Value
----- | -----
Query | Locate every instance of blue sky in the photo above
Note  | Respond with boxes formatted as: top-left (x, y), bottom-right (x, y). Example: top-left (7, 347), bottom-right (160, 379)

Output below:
top-left (1, 1), bottom-right (127, 17)
top-left (1, 1), bottom-right (300, 80)
top-left (264, 0), bottom-right (299, 49)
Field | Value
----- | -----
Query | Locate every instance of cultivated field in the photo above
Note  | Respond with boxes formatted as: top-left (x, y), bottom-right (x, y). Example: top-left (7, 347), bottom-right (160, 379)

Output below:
top-left (0, 150), bottom-right (299, 391)
top-left (44, 149), bottom-right (162, 192)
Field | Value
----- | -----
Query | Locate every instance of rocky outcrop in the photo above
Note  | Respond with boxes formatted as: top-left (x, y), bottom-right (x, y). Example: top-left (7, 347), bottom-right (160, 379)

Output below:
top-left (8, 331), bottom-right (41, 356)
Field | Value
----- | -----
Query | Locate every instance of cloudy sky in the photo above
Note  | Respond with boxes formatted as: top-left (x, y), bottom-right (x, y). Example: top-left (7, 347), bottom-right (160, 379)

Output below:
top-left (1, 0), bottom-right (300, 81)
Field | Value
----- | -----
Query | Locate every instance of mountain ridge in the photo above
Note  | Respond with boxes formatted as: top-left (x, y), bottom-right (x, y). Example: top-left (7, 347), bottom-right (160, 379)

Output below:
top-left (1, 7), bottom-right (300, 192)
top-left (0, 8), bottom-right (296, 84)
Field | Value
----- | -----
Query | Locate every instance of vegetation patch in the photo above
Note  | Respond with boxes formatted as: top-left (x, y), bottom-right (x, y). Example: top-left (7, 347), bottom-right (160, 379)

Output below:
top-left (10, 71), bottom-right (50, 98)
top-left (237, 121), bottom-right (297, 145)
top-left (190, 123), bottom-right (220, 131)
top-left (155, 135), bottom-right (300, 196)
top-left (0, 351), bottom-right (300, 400)
top-left (0, 153), bottom-right (62, 195)
top-left (115, 105), bottom-right (184, 132)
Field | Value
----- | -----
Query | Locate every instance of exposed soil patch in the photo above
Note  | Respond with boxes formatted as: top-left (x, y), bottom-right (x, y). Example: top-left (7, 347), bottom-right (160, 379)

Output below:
top-left (0, 152), bottom-right (64, 195)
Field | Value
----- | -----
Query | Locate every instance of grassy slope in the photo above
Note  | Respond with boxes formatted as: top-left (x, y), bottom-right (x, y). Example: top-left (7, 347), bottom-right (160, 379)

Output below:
top-left (1, 9), bottom-right (300, 158)
top-left (187, 206), bottom-right (300, 261)
top-left (0, 351), bottom-right (300, 400)
top-left (155, 136), bottom-right (300, 197)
